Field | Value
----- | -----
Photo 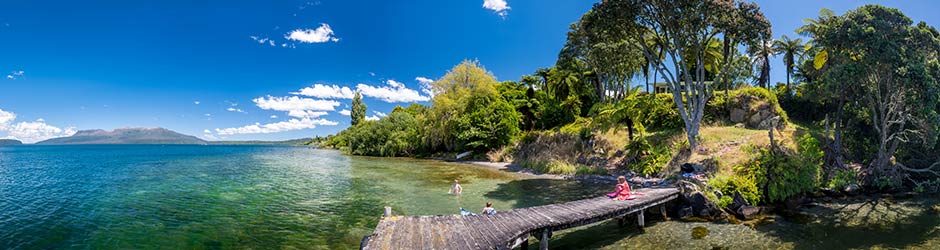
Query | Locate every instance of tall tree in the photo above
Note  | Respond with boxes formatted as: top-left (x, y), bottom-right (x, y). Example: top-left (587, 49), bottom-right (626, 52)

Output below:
top-left (588, 0), bottom-right (771, 150)
top-left (350, 92), bottom-right (367, 126)
top-left (773, 35), bottom-right (805, 92)
top-left (750, 39), bottom-right (775, 89)
top-left (815, 5), bottom-right (940, 183)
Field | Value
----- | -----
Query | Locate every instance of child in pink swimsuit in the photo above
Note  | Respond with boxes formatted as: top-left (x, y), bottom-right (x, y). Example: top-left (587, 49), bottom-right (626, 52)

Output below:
top-left (607, 176), bottom-right (635, 200)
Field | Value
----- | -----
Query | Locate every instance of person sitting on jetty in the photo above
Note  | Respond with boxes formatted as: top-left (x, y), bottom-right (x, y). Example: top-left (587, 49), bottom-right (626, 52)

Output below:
top-left (481, 202), bottom-right (496, 215)
top-left (607, 176), bottom-right (637, 201)
top-left (449, 179), bottom-right (462, 195)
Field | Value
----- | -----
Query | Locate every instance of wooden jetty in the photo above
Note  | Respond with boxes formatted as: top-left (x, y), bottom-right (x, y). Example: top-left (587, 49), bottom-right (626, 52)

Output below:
top-left (361, 187), bottom-right (679, 250)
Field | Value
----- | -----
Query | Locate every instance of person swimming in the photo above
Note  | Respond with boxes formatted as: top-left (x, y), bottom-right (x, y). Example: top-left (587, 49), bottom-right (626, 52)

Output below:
top-left (481, 202), bottom-right (496, 215)
top-left (607, 176), bottom-right (636, 200)
top-left (449, 179), bottom-right (462, 195)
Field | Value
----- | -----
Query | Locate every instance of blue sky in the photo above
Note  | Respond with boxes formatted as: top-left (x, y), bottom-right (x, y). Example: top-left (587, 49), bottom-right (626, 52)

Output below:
top-left (0, 0), bottom-right (938, 142)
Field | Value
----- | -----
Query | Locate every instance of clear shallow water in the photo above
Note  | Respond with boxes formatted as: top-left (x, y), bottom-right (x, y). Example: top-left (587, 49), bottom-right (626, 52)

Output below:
top-left (0, 145), bottom-right (606, 249)
top-left (2, 145), bottom-right (938, 250)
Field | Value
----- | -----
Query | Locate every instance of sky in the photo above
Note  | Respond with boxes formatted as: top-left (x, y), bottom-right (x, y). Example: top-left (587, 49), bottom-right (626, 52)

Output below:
top-left (1, 0), bottom-right (938, 143)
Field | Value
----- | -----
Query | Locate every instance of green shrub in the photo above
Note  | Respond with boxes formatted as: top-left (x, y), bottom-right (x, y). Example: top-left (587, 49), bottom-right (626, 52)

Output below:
top-left (735, 136), bottom-right (822, 203)
top-left (827, 169), bottom-right (858, 189)
top-left (708, 174), bottom-right (761, 207)
top-left (625, 136), bottom-right (672, 176)
top-left (559, 117), bottom-right (593, 139)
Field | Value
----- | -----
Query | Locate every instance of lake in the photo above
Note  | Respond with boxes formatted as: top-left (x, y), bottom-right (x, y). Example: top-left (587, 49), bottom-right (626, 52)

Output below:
top-left (1, 145), bottom-right (938, 249)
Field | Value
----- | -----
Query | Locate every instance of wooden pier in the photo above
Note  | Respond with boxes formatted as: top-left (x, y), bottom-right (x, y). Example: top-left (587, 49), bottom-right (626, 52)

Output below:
top-left (361, 187), bottom-right (679, 250)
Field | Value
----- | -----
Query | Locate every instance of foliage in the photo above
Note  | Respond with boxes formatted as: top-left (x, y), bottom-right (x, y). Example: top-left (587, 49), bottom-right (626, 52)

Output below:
top-left (585, 0), bottom-right (772, 150)
top-left (559, 117), bottom-right (593, 139)
top-left (623, 136), bottom-right (673, 176)
top-left (422, 60), bottom-right (522, 153)
top-left (325, 111), bottom-right (420, 157)
top-left (452, 89), bottom-right (522, 152)
top-left (497, 81), bottom-right (541, 131)
top-left (735, 134), bottom-right (822, 203)
top-left (827, 169), bottom-right (859, 189)
top-left (350, 92), bottom-right (367, 126)
top-left (708, 174), bottom-right (761, 207)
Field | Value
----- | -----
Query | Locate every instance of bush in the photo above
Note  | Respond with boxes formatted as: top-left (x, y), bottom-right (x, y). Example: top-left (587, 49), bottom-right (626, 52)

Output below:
top-left (641, 93), bottom-right (683, 130)
top-left (735, 134), bottom-right (822, 203)
top-left (559, 117), bottom-right (593, 139)
top-left (827, 169), bottom-right (859, 189)
top-left (624, 136), bottom-right (673, 176)
top-left (708, 174), bottom-right (761, 208)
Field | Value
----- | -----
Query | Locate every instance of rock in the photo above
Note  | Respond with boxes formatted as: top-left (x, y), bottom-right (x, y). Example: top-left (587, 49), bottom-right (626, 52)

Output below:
top-left (678, 206), bottom-right (694, 219)
top-left (730, 191), bottom-right (749, 211)
top-left (691, 226), bottom-right (710, 239)
top-left (730, 108), bottom-right (746, 123)
top-left (759, 109), bottom-right (771, 119)
top-left (736, 206), bottom-right (761, 220)
top-left (748, 113), bottom-right (763, 127)
top-left (842, 183), bottom-right (861, 195)
top-left (930, 205), bottom-right (940, 214)
top-left (689, 192), bottom-right (720, 218)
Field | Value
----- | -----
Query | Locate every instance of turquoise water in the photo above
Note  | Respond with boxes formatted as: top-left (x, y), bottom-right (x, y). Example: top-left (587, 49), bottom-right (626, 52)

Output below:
top-left (3, 145), bottom-right (939, 250)
top-left (0, 145), bottom-right (606, 249)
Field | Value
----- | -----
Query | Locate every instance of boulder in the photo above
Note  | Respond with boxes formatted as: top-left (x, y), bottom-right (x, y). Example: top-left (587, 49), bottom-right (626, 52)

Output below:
top-left (678, 206), bottom-right (694, 219)
top-left (730, 108), bottom-right (746, 123)
top-left (689, 191), bottom-right (720, 218)
top-left (730, 191), bottom-right (749, 211)
top-left (748, 113), bottom-right (763, 127)
top-left (842, 183), bottom-right (861, 195)
top-left (736, 206), bottom-right (762, 220)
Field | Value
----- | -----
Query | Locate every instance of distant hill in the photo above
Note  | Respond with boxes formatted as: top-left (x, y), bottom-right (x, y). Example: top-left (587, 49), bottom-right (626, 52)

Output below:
top-left (36, 128), bottom-right (207, 145)
top-left (208, 138), bottom-right (312, 146)
top-left (0, 139), bottom-right (22, 146)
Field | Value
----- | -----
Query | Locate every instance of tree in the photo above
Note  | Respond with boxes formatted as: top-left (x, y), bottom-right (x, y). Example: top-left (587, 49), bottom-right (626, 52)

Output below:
top-left (350, 92), bottom-right (367, 126)
top-left (425, 60), bottom-right (521, 152)
top-left (588, 0), bottom-right (771, 150)
top-left (773, 35), bottom-right (805, 92)
top-left (750, 39), bottom-right (775, 89)
top-left (814, 5), bottom-right (940, 184)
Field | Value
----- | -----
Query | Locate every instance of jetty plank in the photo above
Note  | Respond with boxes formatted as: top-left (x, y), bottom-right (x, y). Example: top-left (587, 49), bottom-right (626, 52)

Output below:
top-left (361, 187), bottom-right (679, 250)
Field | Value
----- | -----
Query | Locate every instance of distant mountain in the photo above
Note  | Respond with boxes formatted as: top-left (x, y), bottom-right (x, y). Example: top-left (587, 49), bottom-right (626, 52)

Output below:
top-left (208, 138), bottom-right (313, 146)
top-left (0, 139), bottom-right (22, 146)
top-left (36, 128), bottom-right (207, 145)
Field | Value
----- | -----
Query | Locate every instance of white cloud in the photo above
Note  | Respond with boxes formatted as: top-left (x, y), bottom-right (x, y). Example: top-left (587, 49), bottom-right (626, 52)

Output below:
top-left (416, 77), bottom-right (435, 97)
top-left (194, 101), bottom-right (200, 105)
top-left (356, 80), bottom-right (430, 103)
top-left (6, 70), bottom-right (24, 80)
top-left (214, 118), bottom-right (338, 135)
top-left (285, 23), bottom-right (339, 43)
top-left (253, 96), bottom-right (340, 111)
top-left (365, 115), bottom-right (381, 121)
top-left (270, 115), bottom-right (278, 119)
top-left (338, 109), bottom-right (351, 116)
top-left (373, 111), bottom-right (387, 117)
top-left (292, 84), bottom-right (356, 99)
top-left (483, 0), bottom-right (510, 17)
top-left (203, 129), bottom-right (211, 134)
top-left (0, 108), bottom-right (75, 143)
top-left (287, 110), bottom-right (328, 118)
top-left (226, 107), bottom-right (245, 113)
top-left (369, 72), bottom-right (376, 77)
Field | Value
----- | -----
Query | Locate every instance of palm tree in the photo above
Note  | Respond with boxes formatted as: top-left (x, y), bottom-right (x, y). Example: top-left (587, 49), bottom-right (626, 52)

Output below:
top-left (749, 39), bottom-right (775, 89)
top-left (773, 35), bottom-right (805, 92)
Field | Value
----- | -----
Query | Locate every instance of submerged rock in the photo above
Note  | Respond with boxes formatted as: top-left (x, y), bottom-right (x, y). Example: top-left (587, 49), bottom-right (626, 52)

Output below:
top-left (691, 226), bottom-right (710, 239)
top-left (736, 206), bottom-right (762, 220)
top-left (842, 184), bottom-right (861, 195)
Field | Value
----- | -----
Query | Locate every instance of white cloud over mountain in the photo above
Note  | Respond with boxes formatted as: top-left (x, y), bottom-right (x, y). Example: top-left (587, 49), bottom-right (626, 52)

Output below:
top-left (286, 23), bottom-right (339, 43)
top-left (214, 118), bottom-right (338, 135)
top-left (0, 108), bottom-right (76, 143)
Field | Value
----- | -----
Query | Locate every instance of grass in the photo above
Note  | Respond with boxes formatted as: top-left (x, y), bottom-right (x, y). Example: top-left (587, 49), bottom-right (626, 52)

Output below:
top-left (519, 159), bottom-right (607, 175)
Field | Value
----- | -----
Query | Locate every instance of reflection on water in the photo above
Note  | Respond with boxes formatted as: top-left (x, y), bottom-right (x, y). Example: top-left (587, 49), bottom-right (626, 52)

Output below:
top-left (1, 145), bottom-right (938, 250)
